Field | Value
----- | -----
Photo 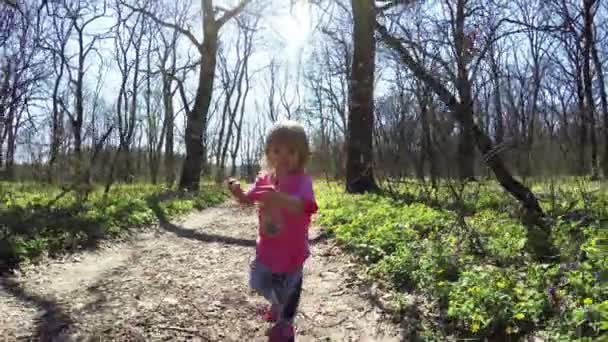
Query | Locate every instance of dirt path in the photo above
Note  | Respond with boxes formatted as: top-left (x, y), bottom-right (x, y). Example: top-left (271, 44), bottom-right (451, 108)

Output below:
top-left (0, 202), bottom-right (406, 341)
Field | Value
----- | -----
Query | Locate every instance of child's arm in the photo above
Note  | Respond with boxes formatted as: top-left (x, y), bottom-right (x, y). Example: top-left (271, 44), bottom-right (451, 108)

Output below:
top-left (261, 176), bottom-right (318, 214)
top-left (227, 177), bottom-right (276, 206)
top-left (227, 179), bottom-right (253, 205)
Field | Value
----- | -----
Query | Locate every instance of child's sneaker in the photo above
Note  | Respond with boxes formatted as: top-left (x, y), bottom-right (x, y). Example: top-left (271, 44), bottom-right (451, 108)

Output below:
top-left (267, 321), bottom-right (295, 342)
top-left (257, 305), bottom-right (278, 322)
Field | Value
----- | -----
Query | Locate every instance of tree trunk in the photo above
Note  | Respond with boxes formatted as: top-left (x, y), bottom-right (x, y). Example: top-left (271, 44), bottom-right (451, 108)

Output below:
top-left (525, 67), bottom-right (541, 178)
top-left (49, 54), bottom-right (65, 182)
top-left (420, 92), bottom-right (437, 185)
top-left (163, 73), bottom-right (175, 185)
top-left (219, 61), bottom-right (247, 181)
top-left (582, 0), bottom-right (598, 178)
top-left (231, 71), bottom-right (250, 177)
top-left (136, 130), bottom-right (143, 178)
top-left (179, 23), bottom-right (218, 191)
top-left (116, 51), bottom-right (129, 181)
top-left (490, 49), bottom-right (504, 144)
top-left (5, 115), bottom-right (16, 180)
top-left (74, 30), bottom-right (85, 162)
top-left (127, 31), bottom-right (142, 181)
top-left (576, 62), bottom-right (588, 176)
top-left (122, 146), bottom-right (132, 182)
top-left (345, 0), bottom-right (378, 194)
top-left (72, 119), bottom-right (82, 158)
top-left (454, 0), bottom-right (475, 181)
top-left (0, 63), bottom-right (8, 174)
top-left (457, 111), bottom-right (476, 180)
top-left (489, 43), bottom-right (505, 145)
top-left (590, 26), bottom-right (608, 177)
top-left (215, 84), bottom-right (235, 182)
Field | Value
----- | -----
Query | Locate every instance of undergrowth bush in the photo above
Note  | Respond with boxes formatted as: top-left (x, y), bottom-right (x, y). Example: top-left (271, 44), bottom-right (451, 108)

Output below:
top-left (0, 182), bottom-right (227, 271)
top-left (315, 179), bottom-right (607, 340)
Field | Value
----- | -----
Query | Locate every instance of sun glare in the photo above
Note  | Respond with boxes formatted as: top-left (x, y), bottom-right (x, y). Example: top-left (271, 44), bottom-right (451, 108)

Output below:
top-left (269, 0), bottom-right (311, 61)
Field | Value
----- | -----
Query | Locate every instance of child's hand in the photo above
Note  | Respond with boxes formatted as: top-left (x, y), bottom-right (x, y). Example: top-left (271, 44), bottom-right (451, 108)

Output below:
top-left (226, 178), bottom-right (243, 197)
top-left (246, 184), bottom-right (276, 202)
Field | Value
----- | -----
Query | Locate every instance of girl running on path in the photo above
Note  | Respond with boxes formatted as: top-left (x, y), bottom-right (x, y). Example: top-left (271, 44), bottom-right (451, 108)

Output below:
top-left (227, 120), bottom-right (318, 342)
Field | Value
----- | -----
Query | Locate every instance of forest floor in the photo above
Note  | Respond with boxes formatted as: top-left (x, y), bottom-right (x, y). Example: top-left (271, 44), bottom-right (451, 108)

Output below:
top-left (0, 202), bottom-right (409, 341)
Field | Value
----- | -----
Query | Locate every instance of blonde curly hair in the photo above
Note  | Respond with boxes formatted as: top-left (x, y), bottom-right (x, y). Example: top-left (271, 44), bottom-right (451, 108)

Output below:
top-left (260, 120), bottom-right (310, 175)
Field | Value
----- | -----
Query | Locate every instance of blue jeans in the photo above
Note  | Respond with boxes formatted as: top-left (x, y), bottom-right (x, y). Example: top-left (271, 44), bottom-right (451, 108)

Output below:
top-left (249, 258), bottom-right (303, 323)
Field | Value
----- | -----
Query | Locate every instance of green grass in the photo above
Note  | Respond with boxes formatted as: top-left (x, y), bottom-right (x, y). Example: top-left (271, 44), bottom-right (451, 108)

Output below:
top-left (315, 179), bottom-right (608, 341)
top-left (0, 181), bottom-right (228, 271)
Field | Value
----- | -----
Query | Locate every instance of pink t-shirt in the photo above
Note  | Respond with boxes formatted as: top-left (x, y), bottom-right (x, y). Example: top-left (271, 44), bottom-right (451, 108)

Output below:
top-left (244, 172), bottom-right (318, 273)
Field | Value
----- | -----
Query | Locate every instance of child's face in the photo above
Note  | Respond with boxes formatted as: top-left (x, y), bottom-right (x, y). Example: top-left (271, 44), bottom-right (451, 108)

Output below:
top-left (268, 143), bottom-right (300, 175)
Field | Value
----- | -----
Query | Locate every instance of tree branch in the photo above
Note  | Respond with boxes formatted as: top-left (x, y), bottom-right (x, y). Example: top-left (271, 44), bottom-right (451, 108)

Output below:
top-left (120, 1), bottom-right (203, 51)
top-left (375, 0), bottom-right (416, 13)
top-left (216, 0), bottom-right (252, 27)
top-left (376, 21), bottom-right (459, 113)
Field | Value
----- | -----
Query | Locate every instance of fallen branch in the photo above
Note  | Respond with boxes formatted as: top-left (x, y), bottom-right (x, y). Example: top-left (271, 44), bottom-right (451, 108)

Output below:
top-left (158, 325), bottom-right (204, 336)
top-left (190, 302), bottom-right (205, 316)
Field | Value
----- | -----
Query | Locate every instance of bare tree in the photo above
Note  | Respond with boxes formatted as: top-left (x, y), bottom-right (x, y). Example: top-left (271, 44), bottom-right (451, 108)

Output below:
top-left (0, 2), bottom-right (47, 179)
top-left (277, 65), bottom-right (300, 120)
top-left (214, 50), bottom-right (237, 180)
top-left (41, 3), bottom-right (73, 181)
top-left (548, 0), bottom-right (590, 175)
top-left (123, 0), bottom-right (254, 191)
top-left (143, 22), bottom-right (167, 184)
top-left (239, 119), bottom-right (263, 181)
top-left (230, 19), bottom-right (261, 177)
top-left (215, 17), bottom-right (258, 181)
top-left (229, 67), bottom-right (250, 177)
top-left (376, 2), bottom-right (552, 257)
top-left (504, 0), bottom-right (554, 177)
top-left (487, 36), bottom-right (504, 145)
top-left (49, 0), bottom-right (109, 181)
top-left (156, 25), bottom-right (181, 185)
top-left (113, 3), bottom-right (144, 181)
top-left (305, 0), bottom-right (352, 179)
top-left (264, 58), bottom-right (281, 122)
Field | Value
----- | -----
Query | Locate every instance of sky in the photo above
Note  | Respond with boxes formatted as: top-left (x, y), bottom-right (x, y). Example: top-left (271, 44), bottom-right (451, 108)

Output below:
top-left (14, 0), bottom-right (572, 164)
top-left (93, 0), bottom-right (313, 101)
top-left (267, 0), bottom-right (312, 64)
top-left (11, 0), bottom-right (317, 163)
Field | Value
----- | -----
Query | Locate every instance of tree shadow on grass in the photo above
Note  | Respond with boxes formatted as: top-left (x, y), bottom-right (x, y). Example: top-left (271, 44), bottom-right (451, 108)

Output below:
top-left (0, 204), bottom-right (110, 273)
top-left (0, 277), bottom-right (73, 341)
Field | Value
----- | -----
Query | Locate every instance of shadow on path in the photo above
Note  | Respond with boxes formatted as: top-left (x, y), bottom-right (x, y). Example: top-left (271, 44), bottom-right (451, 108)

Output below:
top-left (0, 277), bottom-right (73, 341)
top-left (146, 195), bottom-right (330, 248)
top-left (147, 196), bottom-right (258, 248)
top-left (353, 278), bottom-right (423, 342)
top-left (160, 218), bottom-right (258, 247)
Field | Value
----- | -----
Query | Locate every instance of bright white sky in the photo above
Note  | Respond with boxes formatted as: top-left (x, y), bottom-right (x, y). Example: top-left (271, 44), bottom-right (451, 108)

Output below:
top-left (14, 0), bottom-right (318, 163)
top-left (100, 0), bottom-right (314, 133)
top-left (15, 0), bottom-right (452, 163)
top-left (95, 0), bottom-right (313, 96)
top-left (268, 0), bottom-right (312, 63)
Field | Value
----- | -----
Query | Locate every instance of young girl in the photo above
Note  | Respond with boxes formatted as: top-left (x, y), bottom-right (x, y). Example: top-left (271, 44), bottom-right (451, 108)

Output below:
top-left (227, 120), bottom-right (318, 342)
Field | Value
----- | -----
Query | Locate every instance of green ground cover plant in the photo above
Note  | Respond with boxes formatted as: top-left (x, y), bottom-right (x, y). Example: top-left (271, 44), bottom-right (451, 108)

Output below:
top-left (315, 179), bottom-right (608, 340)
top-left (0, 181), bottom-right (227, 272)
